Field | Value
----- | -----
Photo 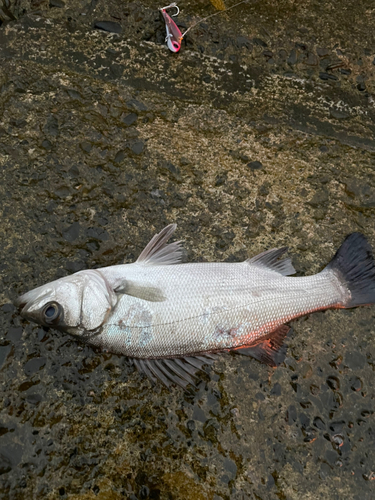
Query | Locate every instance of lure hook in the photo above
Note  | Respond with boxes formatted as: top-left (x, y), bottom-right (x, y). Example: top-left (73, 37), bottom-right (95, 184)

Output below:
top-left (159, 2), bottom-right (179, 16)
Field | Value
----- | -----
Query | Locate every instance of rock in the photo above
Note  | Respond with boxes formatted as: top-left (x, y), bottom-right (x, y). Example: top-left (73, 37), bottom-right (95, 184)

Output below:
top-left (44, 114), bottom-right (59, 136)
top-left (0, 454), bottom-right (11, 475)
top-left (63, 222), bottom-right (81, 242)
top-left (287, 49), bottom-right (298, 65)
top-left (49, 0), bottom-right (65, 7)
top-left (7, 327), bottom-right (22, 341)
top-left (308, 188), bottom-right (329, 207)
top-left (247, 160), bottom-right (263, 170)
top-left (130, 141), bottom-right (144, 155)
top-left (114, 150), bottom-right (126, 163)
top-left (122, 113), bottom-right (138, 126)
top-left (330, 109), bottom-right (350, 120)
top-left (80, 141), bottom-right (92, 153)
top-left (316, 47), bottom-right (329, 57)
top-left (319, 72), bottom-right (338, 80)
top-left (94, 21), bottom-right (122, 34)
top-left (0, 345), bottom-right (11, 369)
top-left (344, 179), bottom-right (375, 207)
top-left (252, 37), bottom-right (267, 47)
top-left (24, 357), bottom-right (46, 376)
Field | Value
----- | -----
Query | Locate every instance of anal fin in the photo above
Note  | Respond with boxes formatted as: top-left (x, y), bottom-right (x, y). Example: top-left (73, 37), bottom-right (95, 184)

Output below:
top-left (133, 355), bottom-right (215, 390)
top-left (237, 325), bottom-right (291, 367)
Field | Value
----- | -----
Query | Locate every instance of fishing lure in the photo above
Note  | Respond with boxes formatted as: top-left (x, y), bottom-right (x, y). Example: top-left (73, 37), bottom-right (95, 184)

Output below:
top-left (159, 0), bottom-right (248, 53)
top-left (159, 3), bottom-right (183, 53)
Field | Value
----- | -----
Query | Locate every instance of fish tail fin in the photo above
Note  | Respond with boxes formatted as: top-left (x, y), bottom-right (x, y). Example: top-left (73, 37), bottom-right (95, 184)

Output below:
top-left (326, 232), bottom-right (375, 307)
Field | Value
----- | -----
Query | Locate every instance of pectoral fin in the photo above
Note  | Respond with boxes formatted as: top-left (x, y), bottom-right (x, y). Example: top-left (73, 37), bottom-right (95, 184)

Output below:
top-left (237, 325), bottom-right (291, 367)
top-left (114, 280), bottom-right (165, 302)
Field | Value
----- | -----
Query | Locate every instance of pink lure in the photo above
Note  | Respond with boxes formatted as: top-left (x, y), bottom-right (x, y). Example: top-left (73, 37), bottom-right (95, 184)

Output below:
top-left (160, 7), bottom-right (182, 53)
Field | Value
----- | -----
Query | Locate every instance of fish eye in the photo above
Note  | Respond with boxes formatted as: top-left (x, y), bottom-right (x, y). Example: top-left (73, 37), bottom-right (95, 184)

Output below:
top-left (42, 302), bottom-right (63, 325)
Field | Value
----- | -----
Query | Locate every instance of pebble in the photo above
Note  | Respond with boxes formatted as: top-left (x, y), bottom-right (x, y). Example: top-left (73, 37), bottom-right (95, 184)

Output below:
top-left (0, 453), bottom-right (12, 475)
top-left (319, 462), bottom-right (331, 479)
top-left (330, 109), bottom-right (350, 120)
top-left (319, 72), bottom-right (338, 81)
top-left (236, 36), bottom-right (252, 50)
top-left (247, 161), bottom-right (263, 170)
top-left (350, 376), bottom-right (362, 392)
top-left (122, 113), bottom-right (138, 126)
top-left (49, 0), bottom-right (65, 7)
top-left (316, 47), bottom-right (329, 57)
top-left (326, 376), bottom-right (340, 391)
top-left (329, 421), bottom-right (345, 433)
top-left (131, 141), bottom-right (144, 155)
top-left (252, 38), bottom-right (267, 47)
top-left (270, 383), bottom-right (281, 396)
top-left (192, 405), bottom-right (206, 423)
top-left (94, 21), bottom-right (122, 34)
top-left (114, 150), bottom-right (126, 163)
top-left (26, 393), bottom-right (42, 405)
top-left (286, 405), bottom-right (297, 425)
top-left (308, 188), bottom-right (329, 207)
top-left (0, 346), bottom-right (11, 370)
top-left (42, 139), bottom-right (52, 150)
top-left (186, 420), bottom-right (195, 432)
top-left (313, 417), bottom-right (325, 430)
top-left (7, 327), bottom-right (23, 342)
top-left (331, 434), bottom-right (344, 448)
top-left (24, 357), bottom-right (46, 376)
top-left (344, 351), bottom-right (366, 370)
top-left (287, 49), bottom-right (297, 65)
top-left (223, 457), bottom-right (237, 480)
top-left (80, 141), bottom-right (92, 153)
top-left (63, 222), bottom-right (81, 243)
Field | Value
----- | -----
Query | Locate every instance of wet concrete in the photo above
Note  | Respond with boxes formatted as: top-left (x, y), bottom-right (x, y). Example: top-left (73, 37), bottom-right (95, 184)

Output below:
top-left (0, 0), bottom-right (375, 498)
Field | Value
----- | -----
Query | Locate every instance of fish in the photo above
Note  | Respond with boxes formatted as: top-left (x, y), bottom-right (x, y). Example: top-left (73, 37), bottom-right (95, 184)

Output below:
top-left (14, 225), bottom-right (375, 390)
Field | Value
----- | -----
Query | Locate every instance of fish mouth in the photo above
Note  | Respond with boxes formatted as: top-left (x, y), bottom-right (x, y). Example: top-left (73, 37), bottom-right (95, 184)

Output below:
top-left (13, 295), bottom-right (26, 310)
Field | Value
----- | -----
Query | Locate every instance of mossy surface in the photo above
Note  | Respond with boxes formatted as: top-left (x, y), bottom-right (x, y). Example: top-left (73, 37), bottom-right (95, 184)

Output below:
top-left (0, 1), bottom-right (375, 498)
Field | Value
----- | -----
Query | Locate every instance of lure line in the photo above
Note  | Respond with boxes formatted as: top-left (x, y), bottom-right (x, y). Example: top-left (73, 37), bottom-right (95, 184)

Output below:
top-left (160, 0), bottom-right (249, 52)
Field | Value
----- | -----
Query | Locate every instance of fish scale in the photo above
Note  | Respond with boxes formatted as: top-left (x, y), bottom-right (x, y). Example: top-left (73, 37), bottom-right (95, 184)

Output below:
top-left (15, 224), bottom-right (375, 389)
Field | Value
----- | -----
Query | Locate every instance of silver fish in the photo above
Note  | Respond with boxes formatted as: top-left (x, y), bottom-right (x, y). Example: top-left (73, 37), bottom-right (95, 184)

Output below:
top-left (15, 225), bottom-right (375, 389)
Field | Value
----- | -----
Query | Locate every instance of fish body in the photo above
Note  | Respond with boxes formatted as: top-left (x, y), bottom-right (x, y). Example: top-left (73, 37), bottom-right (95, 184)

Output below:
top-left (15, 225), bottom-right (375, 389)
top-left (96, 260), bottom-right (345, 358)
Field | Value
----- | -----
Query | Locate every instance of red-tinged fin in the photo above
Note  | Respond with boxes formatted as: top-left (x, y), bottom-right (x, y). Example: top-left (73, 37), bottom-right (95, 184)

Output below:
top-left (326, 233), bottom-right (375, 307)
top-left (236, 325), bottom-right (291, 367)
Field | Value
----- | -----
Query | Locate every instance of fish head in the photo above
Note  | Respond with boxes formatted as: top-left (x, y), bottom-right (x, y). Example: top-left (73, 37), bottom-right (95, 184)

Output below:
top-left (14, 270), bottom-right (117, 336)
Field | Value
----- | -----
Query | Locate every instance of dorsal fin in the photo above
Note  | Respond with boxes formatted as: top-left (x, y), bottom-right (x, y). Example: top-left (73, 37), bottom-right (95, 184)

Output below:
top-left (247, 247), bottom-right (296, 276)
top-left (136, 224), bottom-right (184, 266)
